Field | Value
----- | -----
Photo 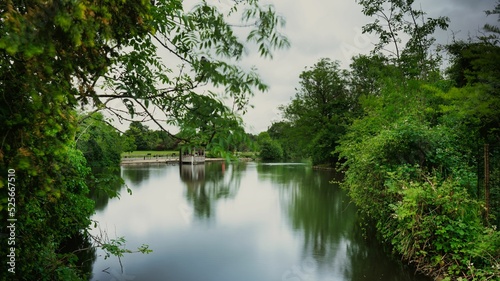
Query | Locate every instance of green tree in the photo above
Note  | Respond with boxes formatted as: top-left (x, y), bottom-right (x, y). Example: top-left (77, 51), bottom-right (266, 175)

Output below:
top-left (267, 121), bottom-right (299, 159)
top-left (257, 132), bottom-right (283, 161)
top-left (124, 121), bottom-right (155, 151)
top-left (444, 36), bottom-right (500, 228)
top-left (358, 0), bottom-right (449, 79)
top-left (98, 0), bottom-right (289, 154)
top-left (153, 130), bottom-right (177, 151)
top-left (336, 77), bottom-right (500, 280)
top-left (484, 1), bottom-right (500, 40)
top-left (348, 54), bottom-right (392, 98)
top-left (333, 2), bottom-right (500, 279)
top-left (445, 41), bottom-right (500, 141)
top-left (77, 112), bottom-right (124, 168)
top-left (122, 134), bottom-right (137, 153)
top-left (76, 112), bottom-right (128, 200)
top-left (280, 58), bottom-right (351, 165)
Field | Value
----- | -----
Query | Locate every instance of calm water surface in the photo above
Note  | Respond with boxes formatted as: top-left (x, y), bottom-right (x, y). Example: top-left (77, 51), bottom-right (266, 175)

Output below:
top-left (90, 162), bottom-right (431, 281)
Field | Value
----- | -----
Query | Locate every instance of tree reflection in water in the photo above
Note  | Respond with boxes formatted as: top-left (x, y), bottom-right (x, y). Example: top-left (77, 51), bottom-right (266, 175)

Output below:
top-left (179, 162), bottom-right (246, 222)
top-left (258, 163), bottom-right (430, 281)
top-left (89, 162), bottom-right (431, 281)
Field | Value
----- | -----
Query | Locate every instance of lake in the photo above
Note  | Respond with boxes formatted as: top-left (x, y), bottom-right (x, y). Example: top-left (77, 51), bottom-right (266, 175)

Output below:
top-left (89, 162), bottom-right (431, 281)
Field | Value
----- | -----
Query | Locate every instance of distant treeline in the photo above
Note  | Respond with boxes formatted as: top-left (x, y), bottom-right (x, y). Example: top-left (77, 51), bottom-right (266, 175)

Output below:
top-left (121, 121), bottom-right (258, 153)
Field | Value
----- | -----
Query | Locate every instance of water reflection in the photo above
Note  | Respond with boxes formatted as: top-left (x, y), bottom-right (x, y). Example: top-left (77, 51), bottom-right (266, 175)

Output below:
top-left (180, 164), bottom-right (206, 183)
top-left (90, 165), bottom-right (160, 212)
top-left (90, 162), bottom-right (431, 281)
top-left (122, 165), bottom-right (152, 185)
top-left (257, 162), bottom-right (312, 184)
top-left (179, 162), bottom-right (245, 222)
top-left (259, 163), bottom-right (429, 281)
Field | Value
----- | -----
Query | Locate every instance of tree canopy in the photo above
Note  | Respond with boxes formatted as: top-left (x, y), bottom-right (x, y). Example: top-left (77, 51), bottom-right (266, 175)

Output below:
top-left (279, 58), bottom-right (352, 165)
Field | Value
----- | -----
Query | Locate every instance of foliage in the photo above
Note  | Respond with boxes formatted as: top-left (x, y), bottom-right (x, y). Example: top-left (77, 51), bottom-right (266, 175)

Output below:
top-left (333, 2), bottom-right (500, 279)
top-left (348, 54), bottom-right (392, 100)
top-left (484, 1), bottom-right (500, 42)
top-left (123, 121), bottom-right (177, 151)
top-left (444, 41), bottom-right (500, 142)
top-left (77, 112), bottom-right (124, 168)
top-left (358, 0), bottom-right (449, 78)
top-left (337, 84), bottom-right (500, 279)
top-left (279, 58), bottom-right (353, 165)
top-left (384, 173), bottom-right (500, 280)
top-left (267, 121), bottom-right (301, 160)
top-left (1, 145), bottom-right (95, 280)
top-left (259, 140), bottom-right (284, 161)
top-left (76, 112), bottom-right (130, 201)
top-left (257, 132), bottom-right (283, 160)
top-left (98, 0), bottom-right (289, 153)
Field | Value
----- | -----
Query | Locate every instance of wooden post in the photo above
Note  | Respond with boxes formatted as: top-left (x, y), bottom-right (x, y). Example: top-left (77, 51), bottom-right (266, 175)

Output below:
top-left (485, 144), bottom-right (490, 224)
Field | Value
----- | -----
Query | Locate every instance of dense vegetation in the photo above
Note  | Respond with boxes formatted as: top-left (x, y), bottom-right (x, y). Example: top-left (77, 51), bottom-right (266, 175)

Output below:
top-left (266, 1), bottom-right (500, 280)
top-left (0, 0), bottom-right (287, 279)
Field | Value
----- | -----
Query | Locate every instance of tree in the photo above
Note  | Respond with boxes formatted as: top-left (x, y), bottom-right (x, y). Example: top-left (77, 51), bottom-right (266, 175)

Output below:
top-left (280, 58), bottom-right (352, 165)
top-left (484, 0), bottom-right (500, 40)
top-left (257, 132), bottom-right (283, 160)
top-left (124, 121), bottom-right (156, 151)
top-left (358, 0), bottom-right (449, 79)
top-left (97, 0), bottom-right (289, 153)
top-left (267, 121), bottom-right (299, 159)
top-left (153, 130), bottom-right (177, 151)
top-left (122, 134), bottom-right (137, 153)
top-left (445, 3), bottom-right (500, 143)
top-left (348, 54), bottom-right (391, 98)
top-left (333, 2), bottom-right (500, 279)
top-left (0, 0), bottom-right (288, 279)
top-left (259, 141), bottom-right (284, 161)
top-left (77, 112), bottom-right (124, 168)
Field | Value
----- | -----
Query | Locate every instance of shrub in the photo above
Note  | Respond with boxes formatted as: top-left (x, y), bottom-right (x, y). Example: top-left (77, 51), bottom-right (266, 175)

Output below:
top-left (259, 140), bottom-right (284, 160)
top-left (384, 174), bottom-right (500, 279)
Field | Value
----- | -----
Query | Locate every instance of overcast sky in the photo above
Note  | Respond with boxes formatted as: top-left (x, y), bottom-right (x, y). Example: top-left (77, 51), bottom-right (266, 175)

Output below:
top-left (237, 0), bottom-right (498, 134)
top-left (108, 0), bottom-right (498, 134)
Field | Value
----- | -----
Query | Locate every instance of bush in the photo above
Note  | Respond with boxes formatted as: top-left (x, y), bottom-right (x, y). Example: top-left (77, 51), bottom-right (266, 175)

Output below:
top-left (338, 117), bottom-right (500, 279)
top-left (259, 140), bottom-right (284, 160)
top-left (384, 174), bottom-right (500, 279)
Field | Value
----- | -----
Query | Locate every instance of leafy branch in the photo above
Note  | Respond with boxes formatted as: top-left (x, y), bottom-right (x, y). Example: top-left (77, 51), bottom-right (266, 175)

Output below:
top-left (88, 225), bottom-right (153, 274)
